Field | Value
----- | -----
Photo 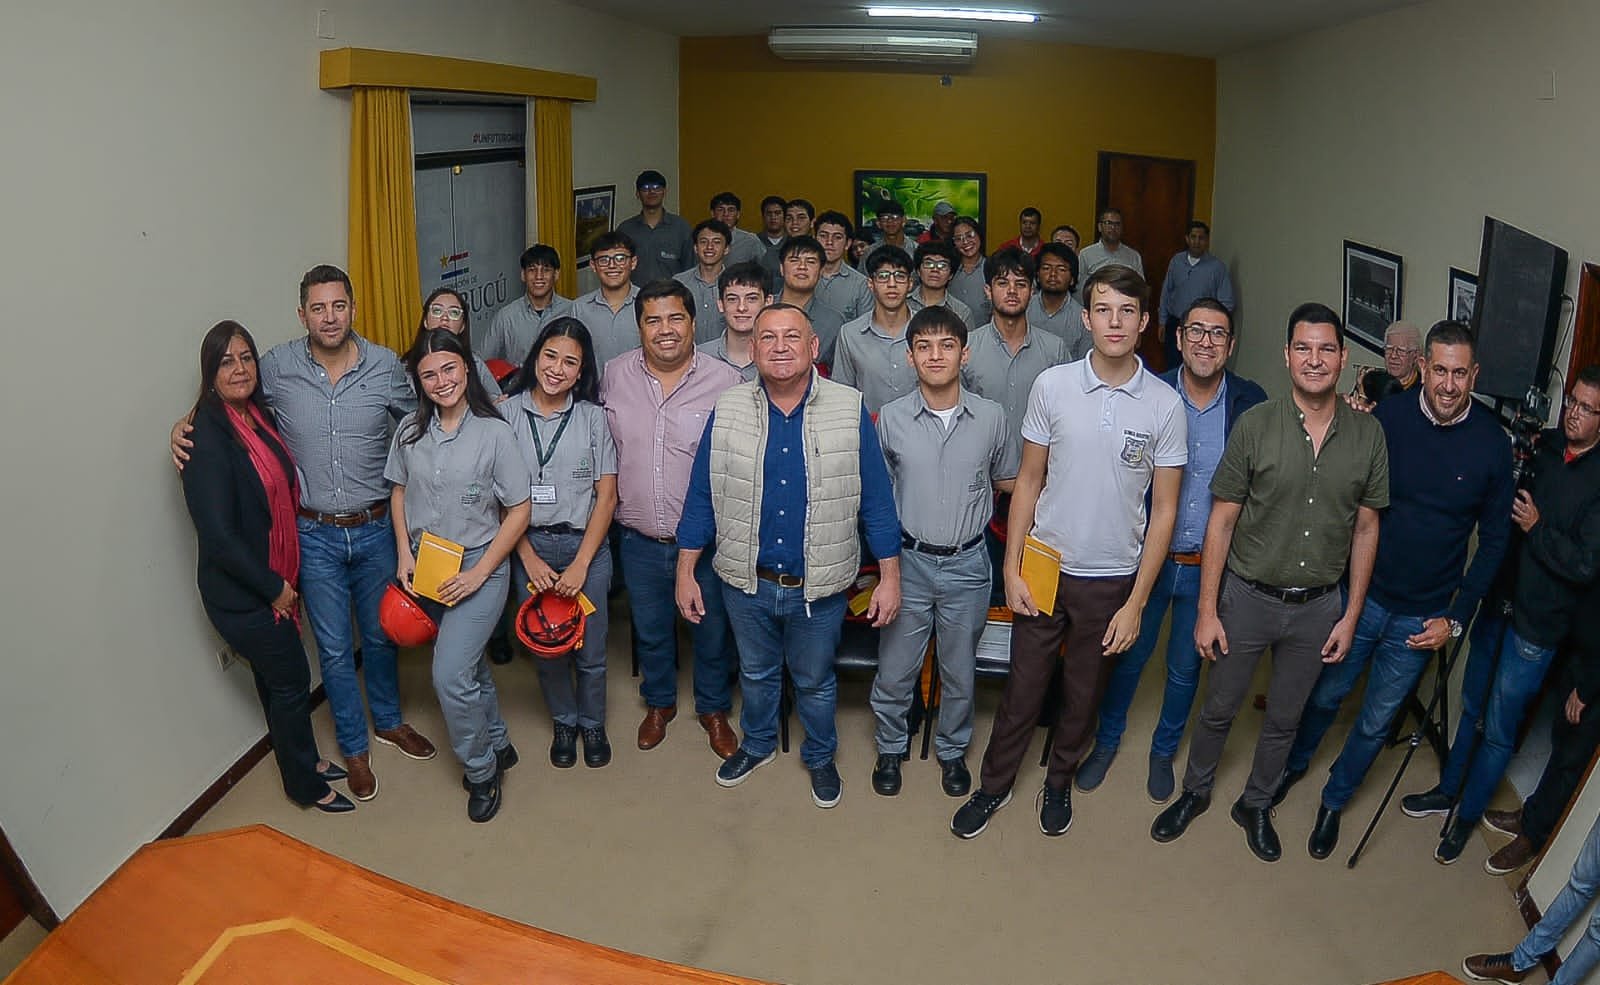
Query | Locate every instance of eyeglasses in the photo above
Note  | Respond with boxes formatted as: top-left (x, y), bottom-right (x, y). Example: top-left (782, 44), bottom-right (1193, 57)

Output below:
top-left (1384, 344), bottom-right (1418, 357)
top-left (1564, 395), bottom-right (1600, 419)
top-left (427, 304), bottom-right (464, 320)
top-left (920, 259), bottom-right (951, 271)
top-left (952, 232), bottom-right (979, 244)
top-left (1183, 324), bottom-right (1232, 344)
top-left (638, 183), bottom-right (664, 192)
top-left (593, 253), bottom-right (632, 268)
top-left (872, 271), bottom-right (912, 284)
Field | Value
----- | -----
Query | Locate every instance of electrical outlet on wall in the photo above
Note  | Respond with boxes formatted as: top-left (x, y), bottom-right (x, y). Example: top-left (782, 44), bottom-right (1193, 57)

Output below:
top-left (217, 644), bottom-right (240, 671)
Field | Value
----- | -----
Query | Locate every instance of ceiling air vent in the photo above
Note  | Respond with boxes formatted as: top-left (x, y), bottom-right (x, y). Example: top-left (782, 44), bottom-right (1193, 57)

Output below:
top-left (767, 26), bottom-right (979, 65)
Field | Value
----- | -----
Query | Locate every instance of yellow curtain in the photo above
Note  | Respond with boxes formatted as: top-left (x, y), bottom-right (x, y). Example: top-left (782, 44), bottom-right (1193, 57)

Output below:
top-left (347, 87), bottom-right (421, 354)
top-left (532, 98), bottom-right (576, 298)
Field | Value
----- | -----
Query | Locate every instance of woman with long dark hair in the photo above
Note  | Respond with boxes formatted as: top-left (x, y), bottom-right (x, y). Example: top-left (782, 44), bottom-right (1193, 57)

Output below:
top-left (180, 320), bottom-right (353, 813)
top-left (413, 286), bottom-right (503, 396)
top-left (503, 317), bottom-right (618, 768)
top-left (385, 328), bottom-right (531, 822)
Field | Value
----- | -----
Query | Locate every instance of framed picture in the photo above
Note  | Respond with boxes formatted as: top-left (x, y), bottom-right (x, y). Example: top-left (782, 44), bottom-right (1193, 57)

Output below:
top-left (573, 185), bottom-right (616, 270)
top-left (1448, 267), bottom-right (1479, 324)
top-left (1342, 240), bottom-right (1404, 354)
top-left (854, 170), bottom-right (986, 244)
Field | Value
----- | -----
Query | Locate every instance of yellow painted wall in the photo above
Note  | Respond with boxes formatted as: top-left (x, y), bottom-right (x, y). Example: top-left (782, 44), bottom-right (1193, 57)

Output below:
top-left (679, 36), bottom-right (1215, 243)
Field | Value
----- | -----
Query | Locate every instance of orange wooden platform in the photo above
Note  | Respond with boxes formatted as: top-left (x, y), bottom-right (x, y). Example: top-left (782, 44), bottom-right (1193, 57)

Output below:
top-left (1378, 973), bottom-right (1465, 985)
top-left (3, 825), bottom-right (774, 984)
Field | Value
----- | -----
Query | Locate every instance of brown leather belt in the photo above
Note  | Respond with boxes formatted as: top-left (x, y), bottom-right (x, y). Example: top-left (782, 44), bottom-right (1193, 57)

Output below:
top-left (756, 567), bottom-right (804, 588)
top-left (298, 501), bottom-right (389, 528)
top-left (1169, 551), bottom-right (1203, 566)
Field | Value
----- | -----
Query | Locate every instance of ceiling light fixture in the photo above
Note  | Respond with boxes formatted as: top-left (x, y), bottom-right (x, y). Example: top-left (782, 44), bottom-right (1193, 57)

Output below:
top-left (865, 6), bottom-right (1040, 23)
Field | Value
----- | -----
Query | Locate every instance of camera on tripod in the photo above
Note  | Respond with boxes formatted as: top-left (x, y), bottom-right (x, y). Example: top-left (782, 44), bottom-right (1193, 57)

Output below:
top-left (1508, 385), bottom-right (1551, 489)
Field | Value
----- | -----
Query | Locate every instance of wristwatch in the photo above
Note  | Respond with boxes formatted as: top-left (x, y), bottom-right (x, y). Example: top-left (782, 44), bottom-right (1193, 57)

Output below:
top-left (1447, 619), bottom-right (1464, 639)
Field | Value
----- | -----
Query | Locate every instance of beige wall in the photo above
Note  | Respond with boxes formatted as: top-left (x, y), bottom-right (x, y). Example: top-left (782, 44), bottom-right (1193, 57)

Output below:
top-left (0, 0), bottom-right (674, 913)
top-left (1214, 0), bottom-right (1600, 395)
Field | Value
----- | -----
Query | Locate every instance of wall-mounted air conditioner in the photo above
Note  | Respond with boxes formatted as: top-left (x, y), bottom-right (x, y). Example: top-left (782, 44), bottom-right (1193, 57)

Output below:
top-left (767, 26), bottom-right (979, 65)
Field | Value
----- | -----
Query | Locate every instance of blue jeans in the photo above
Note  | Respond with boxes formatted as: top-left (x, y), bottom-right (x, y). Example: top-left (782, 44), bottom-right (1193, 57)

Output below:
top-left (1283, 597), bottom-right (1432, 810)
top-left (721, 579), bottom-right (847, 768)
top-left (1440, 614), bottom-right (1557, 823)
top-left (1514, 812), bottom-right (1600, 982)
top-left (1094, 559), bottom-right (1203, 760)
top-left (619, 529), bottom-right (734, 714)
top-left (296, 513), bottom-right (402, 757)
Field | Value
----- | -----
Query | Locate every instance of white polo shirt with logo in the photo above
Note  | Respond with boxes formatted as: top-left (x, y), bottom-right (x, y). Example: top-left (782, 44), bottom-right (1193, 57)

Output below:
top-left (1020, 356), bottom-right (1186, 577)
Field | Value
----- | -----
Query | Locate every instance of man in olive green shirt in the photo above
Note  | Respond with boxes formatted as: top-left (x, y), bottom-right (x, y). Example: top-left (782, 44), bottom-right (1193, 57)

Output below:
top-left (1152, 301), bottom-right (1388, 864)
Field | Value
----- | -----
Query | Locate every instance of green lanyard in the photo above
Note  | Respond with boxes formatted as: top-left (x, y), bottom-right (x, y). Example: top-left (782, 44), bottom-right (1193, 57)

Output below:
top-left (524, 408), bottom-right (572, 479)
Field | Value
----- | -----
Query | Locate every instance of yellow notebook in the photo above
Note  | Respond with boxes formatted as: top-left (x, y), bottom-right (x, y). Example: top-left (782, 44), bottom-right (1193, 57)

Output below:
top-left (1019, 535), bottom-right (1063, 616)
top-left (412, 532), bottom-right (465, 605)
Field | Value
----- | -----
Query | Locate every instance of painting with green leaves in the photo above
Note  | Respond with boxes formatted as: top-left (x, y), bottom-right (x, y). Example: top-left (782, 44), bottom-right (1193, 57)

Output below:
top-left (854, 170), bottom-right (986, 243)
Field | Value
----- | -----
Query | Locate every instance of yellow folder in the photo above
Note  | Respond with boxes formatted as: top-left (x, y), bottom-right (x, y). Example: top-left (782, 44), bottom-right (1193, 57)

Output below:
top-left (412, 531), bottom-right (465, 605)
top-left (1019, 535), bottom-right (1063, 616)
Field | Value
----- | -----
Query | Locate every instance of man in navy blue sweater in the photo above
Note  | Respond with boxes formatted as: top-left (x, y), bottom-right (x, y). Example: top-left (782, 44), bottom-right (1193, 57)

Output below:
top-left (1275, 320), bottom-right (1514, 861)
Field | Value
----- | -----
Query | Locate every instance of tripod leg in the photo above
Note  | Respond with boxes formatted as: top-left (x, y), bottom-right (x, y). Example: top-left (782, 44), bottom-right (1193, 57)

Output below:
top-left (1348, 731), bottom-right (1426, 868)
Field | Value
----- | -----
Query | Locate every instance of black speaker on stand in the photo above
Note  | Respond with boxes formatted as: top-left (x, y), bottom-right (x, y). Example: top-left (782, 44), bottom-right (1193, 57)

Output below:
top-left (1470, 216), bottom-right (1568, 400)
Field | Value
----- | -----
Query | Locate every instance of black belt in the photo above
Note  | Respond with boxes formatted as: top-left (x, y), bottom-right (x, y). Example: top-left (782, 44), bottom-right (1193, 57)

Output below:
top-left (531, 523), bottom-right (582, 535)
top-left (625, 526), bottom-right (676, 545)
top-left (756, 567), bottom-right (804, 588)
top-left (1241, 577), bottom-right (1337, 605)
top-left (297, 501), bottom-right (388, 528)
top-left (901, 531), bottom-right (984, 557)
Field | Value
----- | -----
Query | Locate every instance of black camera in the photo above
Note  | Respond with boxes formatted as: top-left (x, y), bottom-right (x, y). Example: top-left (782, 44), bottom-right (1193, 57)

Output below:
top-left (1508, 385), bottom-right (1550, 489)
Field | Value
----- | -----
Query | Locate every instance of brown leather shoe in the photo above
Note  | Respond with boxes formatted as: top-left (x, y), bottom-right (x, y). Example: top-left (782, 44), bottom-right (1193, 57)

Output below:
top-left (1483, 807), bottom-right (1523, 838)
top-left (637, 705), bottom-right (677, 750)
top-left (699, 712), bottom-right (738, 760)
top-left (374, 724), bottom-right (437, 761)
top-left (345, 752), bottom-right (378, 801)
top-left (1462, 951), bottom-right (1530, 983)
top-left (1484, 834), bottom-right (1538, 876)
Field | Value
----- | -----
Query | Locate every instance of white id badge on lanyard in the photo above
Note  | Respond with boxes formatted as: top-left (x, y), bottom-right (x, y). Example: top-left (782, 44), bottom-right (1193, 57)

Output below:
top-left (531, 484), bottom-right (558, 504)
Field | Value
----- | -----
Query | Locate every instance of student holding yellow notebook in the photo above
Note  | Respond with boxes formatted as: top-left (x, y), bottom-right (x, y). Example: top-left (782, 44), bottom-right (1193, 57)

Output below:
top-left (386, 329), bottom-right (531, 824)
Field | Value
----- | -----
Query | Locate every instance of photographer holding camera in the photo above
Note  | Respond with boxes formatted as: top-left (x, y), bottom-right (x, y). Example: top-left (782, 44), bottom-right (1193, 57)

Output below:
top-left (1403, 365), bottom-right (1600, 865)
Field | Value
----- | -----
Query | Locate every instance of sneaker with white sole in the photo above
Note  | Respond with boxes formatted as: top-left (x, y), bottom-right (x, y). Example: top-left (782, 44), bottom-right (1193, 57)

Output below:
top-left (716, 748), bottom-right (775, 788)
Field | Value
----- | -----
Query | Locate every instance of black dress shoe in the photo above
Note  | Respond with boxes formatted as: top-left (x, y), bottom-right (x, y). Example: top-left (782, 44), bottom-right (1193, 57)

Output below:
top-left (550, 723), bottom-right (578, 769)
top-left (466, 775), bottom-right (502, 823)
top-left (1309, 804), bottom-right (1341, 860)
top-left (1271, 765), bottom-right (1307, 808)
top-left (312, 791), bottom-right (356, 814)
top-left (871, 753), bottom-right (903, 796)
top-left (316, 761), bottom-right (348, 783)
top-left (939, 756), bottom-right (972, 797)
top-left (1152, 790), bottom-right (1210, 843)
top-left (487, 635), bottom-right (514, 665)
top-left (581, 726), bottom-right (611, 768)
top-left (462, 744), bottom-right (520, 791)
top-left (1231, 800), bottom-right (1282, 862)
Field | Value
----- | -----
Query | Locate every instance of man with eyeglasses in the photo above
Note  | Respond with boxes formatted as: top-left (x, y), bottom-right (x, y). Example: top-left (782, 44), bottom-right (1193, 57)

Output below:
top-left (574, 232), bottom-right (642, 368)
top-left (907, 240), bottom-right (974, 331)
top-left (1152, 302), bottom-right (1388, 864)
top-left (1027, 242), bottom-right (1089, 359)
top-left (1250, 320), bottom-right (1512, 862)
top-left (1076, 207), bottom-right (1144, 302)
top-left (1075, 299), bottom-right (1266, 803)
top-left (616, 169), bottom-right (693, 286)
top-left (813, 211), bottom-right (874, 324)
top-left (774, 235), bottom-right (846, 368)
top-left (1402, 364), bottom-right (1600, 865)
top-left (832, 245), bottom-right (917, 414)
top-left (711, 192), bottom-right (765, 267)
top-left (674, 219), bottom-right (731, 343)
top-left (949, 217), bottom-right (991, 328)
top-left (482, 244), bottom-right (574, 365)
top-left (1158, 221), bottom-right (1235, 372)
top-left (874, 200), bottom-right (912, 255)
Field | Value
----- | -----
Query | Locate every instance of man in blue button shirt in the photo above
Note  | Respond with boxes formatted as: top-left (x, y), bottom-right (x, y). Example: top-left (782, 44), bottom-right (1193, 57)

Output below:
top-left (676, 303), bottom-right (902, 809)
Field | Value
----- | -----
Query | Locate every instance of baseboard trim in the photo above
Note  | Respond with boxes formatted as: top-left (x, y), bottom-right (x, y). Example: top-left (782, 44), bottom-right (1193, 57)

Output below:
top-left (1515, 875), bottom-right (1562, 980)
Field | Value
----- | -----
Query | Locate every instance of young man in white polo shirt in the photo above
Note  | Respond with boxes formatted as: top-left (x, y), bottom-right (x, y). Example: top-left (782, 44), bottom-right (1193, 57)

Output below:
top-left (952, 264), bottom-right (1186, 840)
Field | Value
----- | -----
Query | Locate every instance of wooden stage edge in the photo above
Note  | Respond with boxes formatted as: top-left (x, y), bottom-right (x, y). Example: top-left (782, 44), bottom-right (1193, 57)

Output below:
top-left (3, 825), bottom-right (774, 985)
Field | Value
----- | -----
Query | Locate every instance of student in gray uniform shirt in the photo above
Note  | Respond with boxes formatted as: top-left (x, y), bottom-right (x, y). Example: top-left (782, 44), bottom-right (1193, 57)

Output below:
top-left (386, 329), bottom-right (531, 824)
top-left (674, 219), bottom-right (730, 343)
top-left (615, 169), bottom-right (693, 286)
top-left (832, 245), bottom-right (917, 414)
top-left (482, 244), bottom-right (574, 365)
top-left (573, 231), bottom-right (642, 369)
top-left (413, 286), bottom-right (502, 397)
top-left (961, 248), bottom-right (1069, 441)
top-left (813, 210), bottom-right (874, 323)
top-left (908, 239), bottom-right (975, 331)
top-left (696, 261), bottom-right (769, 382)
top-left (711, 191), bottom-right (765, 267)
top-left (502, 318), bottom-right (618, 771)
top-left (949, 216), bottom-right (992, 327)
top-left (1027, 242), bottom-right (1090, 359)
top-left (871, 307), bottom-right (1019, 800)
top-left (773, 235), bottom-right (845, 367)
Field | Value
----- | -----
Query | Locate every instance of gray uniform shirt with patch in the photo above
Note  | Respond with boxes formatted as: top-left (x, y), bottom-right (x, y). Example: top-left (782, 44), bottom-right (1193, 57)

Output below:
top-left (384, 410), bottom-right (531, 549)
top-left (573, 285), bottom-right (641, 370)
top-left (500, 392), bottom-right (617, 531)
top-left (960, 322), bottom-right (1068, 441)
top-left (877, 388), bottom-right (1020, 546)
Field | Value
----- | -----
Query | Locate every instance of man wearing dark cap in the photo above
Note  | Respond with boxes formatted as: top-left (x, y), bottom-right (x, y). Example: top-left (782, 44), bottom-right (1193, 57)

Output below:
top-left (617, 169), bottom-right (694, 286)
top-left (919, 202), bottom-right (957, 245)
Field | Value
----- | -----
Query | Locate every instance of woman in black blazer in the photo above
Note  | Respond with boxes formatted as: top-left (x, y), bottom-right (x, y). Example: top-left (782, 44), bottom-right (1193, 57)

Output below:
top-left (180, 320), bottom-right (353, 813)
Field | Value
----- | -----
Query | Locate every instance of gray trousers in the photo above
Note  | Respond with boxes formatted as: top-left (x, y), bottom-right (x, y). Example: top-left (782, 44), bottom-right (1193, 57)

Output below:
top-left (433, 546), bottom-right (511, 784)
top-left (871, 545), bottom-right (990, 760)
top-left (515, 528), bottom-right (612, 729)
top-left (1181, 572), bottom-right (1343, 809)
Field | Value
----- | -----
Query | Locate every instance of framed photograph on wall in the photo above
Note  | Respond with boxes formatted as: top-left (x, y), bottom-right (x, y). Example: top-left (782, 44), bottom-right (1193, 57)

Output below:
top-left (1342, 240), bottom-right (1404, 354)
top-left (1448, 266), bottom-right (1478, 324)
top-left (854, 170), bottom-right (986, 245)
top-left (574, 185), bottom-right (616, 270)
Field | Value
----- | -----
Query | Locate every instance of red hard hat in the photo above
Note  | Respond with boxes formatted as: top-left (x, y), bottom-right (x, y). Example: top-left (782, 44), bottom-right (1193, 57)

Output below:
top-left (516, 590), bottom-right (586, 658)
top-left (843, 563), bottom-right (880, 624)
top-left (988, 492), bottom-right (1010, 542)
top-left (485, 358), bottom-right (517, 384)
top-left (379, 581), bottom-right (439, 646)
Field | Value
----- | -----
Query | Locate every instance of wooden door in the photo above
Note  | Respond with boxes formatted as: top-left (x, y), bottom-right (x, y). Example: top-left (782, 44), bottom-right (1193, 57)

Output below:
top-left (1096, 152), bottom-right (1197, 372)
top-left (1566, 263), bottom-right (1600, 386)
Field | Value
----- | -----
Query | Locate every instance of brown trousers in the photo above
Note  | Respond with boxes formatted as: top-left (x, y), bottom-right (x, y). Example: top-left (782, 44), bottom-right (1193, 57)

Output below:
top-left (978, 573), bottom-right (1136, 794)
